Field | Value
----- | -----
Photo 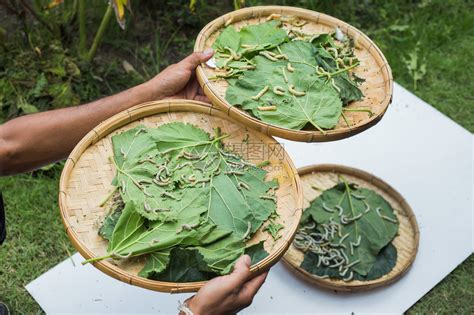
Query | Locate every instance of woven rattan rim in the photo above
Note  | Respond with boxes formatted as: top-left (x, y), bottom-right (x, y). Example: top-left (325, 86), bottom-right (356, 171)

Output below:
top-left (59, 99), bottom-right (303, 293)
top-left (282, 164), bottom-right (419, 292)
top-left (195, 5), bottom-right (393, 142)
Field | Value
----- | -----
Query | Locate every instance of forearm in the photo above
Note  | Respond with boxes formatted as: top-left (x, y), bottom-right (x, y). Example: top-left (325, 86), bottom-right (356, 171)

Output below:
top-left (0, 81), bottom-right (159, 176)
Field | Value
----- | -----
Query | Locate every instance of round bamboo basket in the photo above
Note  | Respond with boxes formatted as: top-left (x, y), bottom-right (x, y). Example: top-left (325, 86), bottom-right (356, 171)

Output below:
top-left (194, 6), bottom-right (393, 142)
top-left (282, 164), bottom-right (419, 292)
top-left (59, 99), bottom-right (303, 293)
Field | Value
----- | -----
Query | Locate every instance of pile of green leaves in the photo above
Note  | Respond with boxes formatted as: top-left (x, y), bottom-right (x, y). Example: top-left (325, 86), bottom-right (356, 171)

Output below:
top-left (294, 178), bottom-right (399, 281)
top-left (91, 122), bottom-right (279, 282)
top-left (212, 19), bottom-right (365, 133)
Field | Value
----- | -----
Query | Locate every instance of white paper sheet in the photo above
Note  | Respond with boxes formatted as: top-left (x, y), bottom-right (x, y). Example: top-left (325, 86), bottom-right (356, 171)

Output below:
top-left (26, 83), bottom-right (473, 314)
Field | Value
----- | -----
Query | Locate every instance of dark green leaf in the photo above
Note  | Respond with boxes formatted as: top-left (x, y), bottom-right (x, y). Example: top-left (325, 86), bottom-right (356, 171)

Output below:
top-left (245, 241), bottom-right (269, 265)
top-left (149, 248), bottom-right (218, 282)
top-left (300, 243), bottom-right (397, 281)
top-left (301, 181), bottom-right (399, 276)
top-left (98, 207), bottom-right (123, 241)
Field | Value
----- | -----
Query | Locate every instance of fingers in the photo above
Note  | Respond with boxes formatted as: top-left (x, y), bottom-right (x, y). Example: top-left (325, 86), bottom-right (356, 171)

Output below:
top-left (238, 271), bottom-right (268, 306)
top-left (243, 271), bottom-right (268, 296)
top-left (181, 49), bottom-right (214, 70)
top-left (225, 254), bottom-right (252, 288)
top-left (195, 95), bottom-right (210, 103)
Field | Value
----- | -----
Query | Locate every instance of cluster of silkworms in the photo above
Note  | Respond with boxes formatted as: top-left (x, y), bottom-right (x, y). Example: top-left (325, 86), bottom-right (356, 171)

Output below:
top-left (294, 220), bottom-right (359, 282)
top-left (294, 192), bottom-right (398, 282)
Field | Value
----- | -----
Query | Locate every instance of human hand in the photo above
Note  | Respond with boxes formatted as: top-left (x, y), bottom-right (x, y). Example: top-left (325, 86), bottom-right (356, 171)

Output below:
top-left (146, 49), bottom-right (214, 102)
top-left (182, 255), bottom-right (268, 315)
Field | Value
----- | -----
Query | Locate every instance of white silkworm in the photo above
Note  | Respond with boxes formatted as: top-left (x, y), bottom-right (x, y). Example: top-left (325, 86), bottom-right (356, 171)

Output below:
top-left (238, 182), bottom-right (250, 190)
top-left (322, 202), bottom-right (335, 213)
top-left (339, 233), bottom-right (350, 244)
top-left (143, 188), bottom-right (153, 198)
top-left (225, 170), bottom-right (244, 176)
top-left (287, 63), bottom-right (295, 72)
top-left (281, 67), bottom-right (289, 83)
top-left (257, 106), bottom-right (277, 111)
top-left (342, 270), bottom-right (353, 282)
top-left (376, 207), bottom-right (398, 223)
top-left (260, 195), bottom-right (277, 202)
top-left (273, 86), bottom-right (285, 95)
top-left (259, 51), bottom-right (279, 61)
top-left (288, 84), bottom-right (306, 96)
top-left (335, 205), bottom-right (344, 216)
top-left (251, 85), bottom-right (270, 100)
top-left (345, 259), bottom-right (360, 269)
top-left (340, 267), bottom-right (349, 277)
top-left (242, 221), bottom-right (252, 239)
top-left (351, 192), bottom-right (366, 200)
top-left (363, 201), bottom-right (371, 213)
top-left (161, 191), bottom-right (177, 199)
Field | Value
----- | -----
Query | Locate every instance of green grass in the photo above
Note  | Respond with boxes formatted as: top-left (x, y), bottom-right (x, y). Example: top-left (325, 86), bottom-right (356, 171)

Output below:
top-left (0, 0), bottom-right (473, 314)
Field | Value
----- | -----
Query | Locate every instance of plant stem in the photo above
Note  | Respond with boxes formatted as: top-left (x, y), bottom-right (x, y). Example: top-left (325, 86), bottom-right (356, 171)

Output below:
top-left (86, 5), bottom-right (113, 62)
top-left (19, 0), bottom-right (54, 34)
top-left (99, 185), bottom-right (118, 207)
top-left (78, 0), bottom-right (86, 55)
top-left (82, 253), bottom-right (113, 265)
top-left (342, 107), bottom-right (374, 117)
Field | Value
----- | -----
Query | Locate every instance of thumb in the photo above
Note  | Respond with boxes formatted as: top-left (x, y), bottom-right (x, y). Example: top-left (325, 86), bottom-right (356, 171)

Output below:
top-left (226, 254), bottom-right (251, 287)
top-left (181, 49), bottom-right (214, 70)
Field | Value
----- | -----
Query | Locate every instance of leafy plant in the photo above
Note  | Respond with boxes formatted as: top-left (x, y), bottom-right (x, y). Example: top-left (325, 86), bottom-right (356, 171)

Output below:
top-left (294, 178), bottom-right (399, 281)
top-left (88, 122), bottom-right (277, 281)
top-left (211, 19), bottom-right (366, 133)
top-left (404, 44), bottom-right (427, 90)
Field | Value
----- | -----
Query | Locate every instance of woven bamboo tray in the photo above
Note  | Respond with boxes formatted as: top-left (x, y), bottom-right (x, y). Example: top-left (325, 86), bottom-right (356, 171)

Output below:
top-left (194, 6), bottom-right (392, 142)
top-left (282, 164), bottom-right (419, 292)
top-left (59, 99), bottom-right (303, 293)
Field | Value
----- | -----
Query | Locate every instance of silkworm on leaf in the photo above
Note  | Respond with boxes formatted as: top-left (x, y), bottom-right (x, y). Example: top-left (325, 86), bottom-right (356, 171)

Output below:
top-left (330, 78), bottom-right (341, 92)
top-left (287, 63), bottom-right (295, 72)
top-left (275, 54), bottom-right (289, 60)
top-left (335, 205), bottom-right (344, 216)
top-left (259, 51), bottom-right (279, 61)
top-left (161, 191), bottom-right (177, 199)
top-left (340, 267), bottom-right (349, 277)
top-left (257, 106), bottom-right (277, 111)
top-left (152, 207), bottom-right (170, 213)
top-left (327, 47), bottom-right (338, 58)
top-left (225, 170), bottom-right (244, 176)
top-left (251, 85), bottom-right (269, 100)
top-left (120, 147), bottom-right (127, 158)
top-left (339, 233), bottom-right (350, 244)
top-left (238, 181), bottom-right (250, 191)
top-left (281, 67), bottom-right (289, 83)
top-left (144, 202), bottom-right (151, 211)
top-left (288, 84), bottom-right (306, 96)
top-left (182, 151), bottom-right (200, 160)
top-left (363, 201), bottom-right (371, 213)
top-left (134, 128), bottom-right (146, 137)
top-left (273, 86), bottom-right (285, 96)
top-left (260, 195), bottom-right (277, 202)
top-left (153, 179), bottom-right (169, 186)
top-left (242, 221), bottom-right (252, 239)
top-left (342, 270), bottom-right (353, 282)
top-left (176, 222), bottom-right (200, 234)
top-left (143, 188), bottom-right (153, 198)
top-left (376, 207), bottom-right (398, 223)
top-left (322, 202), bottom-right (335, 213)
